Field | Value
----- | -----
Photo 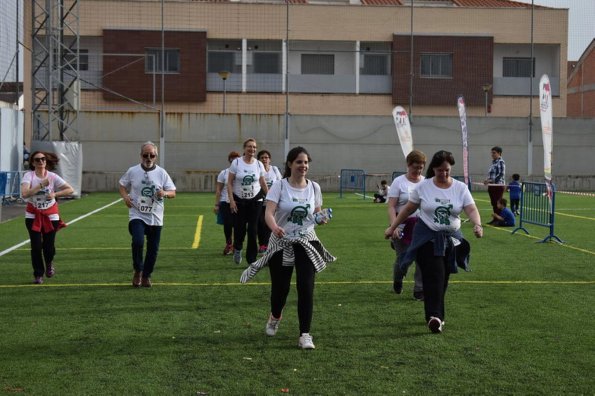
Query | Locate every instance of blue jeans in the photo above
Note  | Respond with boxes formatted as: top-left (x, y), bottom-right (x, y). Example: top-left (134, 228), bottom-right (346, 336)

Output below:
top-left (129, 219), bottom-right (162, 278)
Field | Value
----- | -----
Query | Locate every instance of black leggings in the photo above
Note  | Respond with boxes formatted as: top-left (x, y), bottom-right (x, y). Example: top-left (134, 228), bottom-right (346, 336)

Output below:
top-left (232, 195), bottom-right (263, 263)
top-left (25, 218), bottom-right (60, 277)
top-left (219, 201), bottom-right (233, 244)
top-left (268, 242), bottom-right (319, 335)
top-left (416, 241), bottom-right (452, 322)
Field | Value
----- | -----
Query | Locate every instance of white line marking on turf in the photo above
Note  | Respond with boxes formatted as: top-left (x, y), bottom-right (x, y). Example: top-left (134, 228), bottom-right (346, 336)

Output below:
top-left (0, 198), bottom-right (123, 258)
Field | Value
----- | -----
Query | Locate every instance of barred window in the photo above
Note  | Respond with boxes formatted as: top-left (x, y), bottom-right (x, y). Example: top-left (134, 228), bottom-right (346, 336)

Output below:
top-left (301, 54), bottom-right (334, 75)
top-left (145, 48), bottom-right (180, 73)
top-left (420, 53), bottom-right (452, 78)
top-left (254, 52), bottom-right (281, 74)
top-left (361, 54), bottom-right (389, 75)
top-left (503, 57), bottom-right (535, 77)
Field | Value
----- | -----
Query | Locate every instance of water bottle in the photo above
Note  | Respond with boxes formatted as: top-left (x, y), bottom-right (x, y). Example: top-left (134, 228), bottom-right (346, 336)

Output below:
top-left (315, 208), bottom-right (333, 225)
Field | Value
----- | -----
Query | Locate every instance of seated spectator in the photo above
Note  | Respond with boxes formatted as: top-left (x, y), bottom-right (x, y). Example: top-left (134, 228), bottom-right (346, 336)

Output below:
top-left (490, 198), bottom-right (515, 227)
top-left (374, 180), bottom-right (388, 203)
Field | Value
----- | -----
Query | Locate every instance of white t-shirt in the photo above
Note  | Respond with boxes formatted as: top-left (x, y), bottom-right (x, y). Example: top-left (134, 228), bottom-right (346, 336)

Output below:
top-left (266, 179), bottom-right (322, 239)
top-left (217, 168), bottom-right (231, 203)
top-left (21, 170), bottom-right (67, 220)
top-left (119, 164), bottom-right (176, 226)
top-left (263, 165), bottom-right (282, 188)
top-left (229, 157), bottom-right (266, 200)
top-left (409, 177), bottom-right (475, 232)
top-left (387, 174), bottom-right (424, 217)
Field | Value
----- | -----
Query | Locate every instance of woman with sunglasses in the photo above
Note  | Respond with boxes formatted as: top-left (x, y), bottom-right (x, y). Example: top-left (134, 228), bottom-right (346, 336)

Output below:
top-left (119, 141), bottom-right (176, 288)
top-left (227, 138), bottom-right (269, 265)
top-left (20, 151), bottom-right (74, 284)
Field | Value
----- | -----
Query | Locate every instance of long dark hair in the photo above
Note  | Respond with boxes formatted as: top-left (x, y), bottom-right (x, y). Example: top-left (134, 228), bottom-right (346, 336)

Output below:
top-left (28, 151), bottom-right (59, 171)
top-left (426, 150), bottom-right (455, 178)
top-left (283, 146), bottom-right (312, 178)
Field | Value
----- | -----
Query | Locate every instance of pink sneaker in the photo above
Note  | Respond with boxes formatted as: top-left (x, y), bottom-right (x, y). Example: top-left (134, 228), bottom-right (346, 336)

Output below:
top-left (33, 276), bottom-right (43, 284)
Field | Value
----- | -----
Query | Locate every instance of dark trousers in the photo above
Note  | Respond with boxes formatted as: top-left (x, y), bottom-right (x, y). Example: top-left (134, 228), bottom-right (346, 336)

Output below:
top-left (232, 195), bottom-right (262, 263)
top-left (129, 219), bottom-right (162, 278)
top-left (488, 185), bottom-right (506, 213)
top-left (25, 218), bottom-right (59, 277)
top-left (268, 243), bottom-right (318, 335)
top-left (220, 202), bottom-right (233, 244)
top-left (510, 198), bottom-right (520, 213)
top-left (257, 205), bottom-right (272, 247)
top-left (416, 241), bottom-right (451, 322)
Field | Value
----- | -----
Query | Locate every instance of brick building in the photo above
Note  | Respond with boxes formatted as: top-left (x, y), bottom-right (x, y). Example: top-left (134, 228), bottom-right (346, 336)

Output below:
top-left (24, 0), bottom-right (568, 120)
top-left (567, 39), bottom-right (595, 117)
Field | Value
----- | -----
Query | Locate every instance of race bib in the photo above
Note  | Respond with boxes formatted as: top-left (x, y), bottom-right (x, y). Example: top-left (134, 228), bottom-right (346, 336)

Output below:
top-left (241, 184), bottom-right (254, 199)
top-left (137, 196), bottom-right (156, 214)
top-left (33, 194), bottom-right (52, 210)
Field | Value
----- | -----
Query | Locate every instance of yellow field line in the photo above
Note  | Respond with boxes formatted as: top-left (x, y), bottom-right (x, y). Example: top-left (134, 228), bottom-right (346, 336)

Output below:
top-left (486, 221), bottom-right (595, 256)
top-left (1, 279), bottom-right (593, 289)
top-left (192, 215), bottom-right (203, 249)
top-left (556, 212), bottom-right (595, 221)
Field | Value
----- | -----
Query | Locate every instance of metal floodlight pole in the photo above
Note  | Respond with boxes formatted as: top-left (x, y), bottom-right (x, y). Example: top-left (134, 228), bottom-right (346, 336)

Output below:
top-left (284, 0), bottom-right (290, 159)
top-left (527, 0), bottom-right (534, 176)
top-left (160, 0), bottom-right (165, 167)
top-left (409, 0), bottom-right (414, 123)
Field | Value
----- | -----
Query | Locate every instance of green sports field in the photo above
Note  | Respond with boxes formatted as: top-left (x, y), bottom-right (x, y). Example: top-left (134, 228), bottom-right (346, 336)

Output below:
top-left (0, 192), bottom-right (593, 394)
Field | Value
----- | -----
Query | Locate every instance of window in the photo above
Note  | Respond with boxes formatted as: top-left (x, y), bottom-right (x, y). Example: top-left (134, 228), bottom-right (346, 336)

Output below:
top-left (361, 54), bottom-right (389, 75)
top-left (208, 52), bottom-right (235, 73)
top-left (52, 49), bottom-right (89, 71)
top-left (145, 48), bottom-right (180, 73)
top-left (420, 53), bottom-right (452, 78)
top-left (503, 57), bottom-right (535, 77)
top-left (301, 54), bottom-right (334, 75)
top-left (254, 53), bottom-right (281, 74)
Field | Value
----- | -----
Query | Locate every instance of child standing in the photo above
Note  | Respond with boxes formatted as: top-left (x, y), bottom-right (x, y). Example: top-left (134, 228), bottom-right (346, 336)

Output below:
top-left (507, 173), bottom-right (521, 215)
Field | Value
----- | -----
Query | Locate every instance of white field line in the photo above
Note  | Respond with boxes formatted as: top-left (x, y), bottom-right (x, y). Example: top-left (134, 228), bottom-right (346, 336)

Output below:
top-left (0, 198), bottom-right (123, 258)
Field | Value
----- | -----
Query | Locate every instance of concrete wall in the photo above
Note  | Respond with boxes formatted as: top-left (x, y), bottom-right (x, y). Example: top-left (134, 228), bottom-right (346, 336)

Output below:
top-left (78, 112), bottom-right (595, 192)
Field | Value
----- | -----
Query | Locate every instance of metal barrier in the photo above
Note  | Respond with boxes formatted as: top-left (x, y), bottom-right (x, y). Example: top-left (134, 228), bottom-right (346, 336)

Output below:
top-left (1, 171), bottom-right (22, 205)
top-left (512, 182), bottom-right (563, 243)
top-left (339, 169), bottom-right (366, 199)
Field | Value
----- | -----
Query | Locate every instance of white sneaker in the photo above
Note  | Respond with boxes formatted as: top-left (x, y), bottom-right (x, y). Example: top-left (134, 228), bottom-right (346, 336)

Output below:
top-left (265, 314), bottom-right (281, 336)
top-left (233, 249), bottom-right (242, 265)
top-left (298, 333), bottom-right (315, 349)
top-left (428, 316), bottom-right (444, 334)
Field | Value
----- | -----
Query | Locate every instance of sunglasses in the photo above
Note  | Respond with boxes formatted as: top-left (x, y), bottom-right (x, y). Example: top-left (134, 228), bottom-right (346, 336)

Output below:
top-left (33, 157), bottom-right (47, 162)
top-left (142, 153), bottom-right (157, 159)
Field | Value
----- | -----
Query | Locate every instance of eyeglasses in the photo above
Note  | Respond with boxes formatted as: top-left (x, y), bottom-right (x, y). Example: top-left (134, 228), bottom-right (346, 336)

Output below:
top-left (142, 153), bottom-right (157, 159)
top-left (33, 157), bottom-right (46, 162)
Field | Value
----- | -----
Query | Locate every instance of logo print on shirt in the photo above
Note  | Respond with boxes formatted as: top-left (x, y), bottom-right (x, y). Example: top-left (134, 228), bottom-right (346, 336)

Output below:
top-left (141, 185), bottom-right (156, 197)
top-left (242, 175), bottom-right (256, 186)
top-left (289, 205), bottom-right (310, 226)
top-left (433, 205), bottom-right (453, 225)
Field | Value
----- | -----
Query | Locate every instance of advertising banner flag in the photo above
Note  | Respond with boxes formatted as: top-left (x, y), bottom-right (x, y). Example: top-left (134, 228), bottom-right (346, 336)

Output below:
top-left (391, 106), bottom-right (413, 159)
top-left (539, 74), bottom-right (553, 200)
top-left (457, 95), bottom-right (470, 186)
